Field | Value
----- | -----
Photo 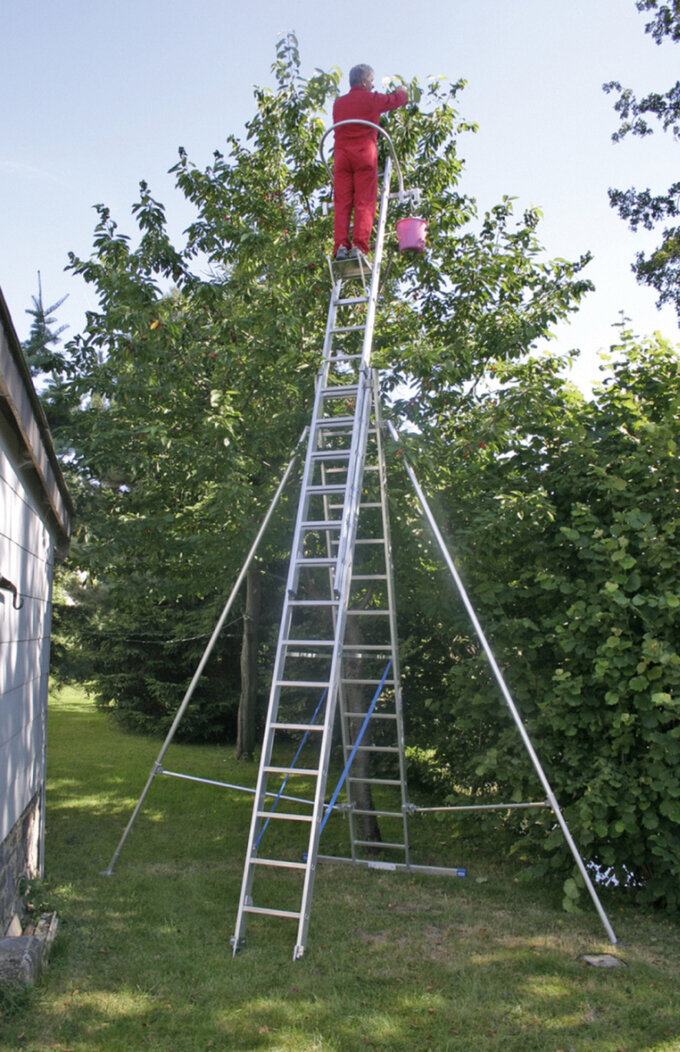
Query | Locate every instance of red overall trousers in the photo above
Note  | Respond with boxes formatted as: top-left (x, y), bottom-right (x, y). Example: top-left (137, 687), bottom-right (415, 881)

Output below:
top-left (333, 85), bottom-right (407, 255)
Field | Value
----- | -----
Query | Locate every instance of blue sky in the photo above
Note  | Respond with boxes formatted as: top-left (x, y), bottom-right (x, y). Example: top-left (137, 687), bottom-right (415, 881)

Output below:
top-left (2, 0), bottom-right (678, 389)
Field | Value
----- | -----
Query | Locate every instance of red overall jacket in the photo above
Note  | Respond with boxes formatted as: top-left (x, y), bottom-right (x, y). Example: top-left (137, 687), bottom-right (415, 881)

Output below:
top-left (332, 85), bottom-right (407, 254)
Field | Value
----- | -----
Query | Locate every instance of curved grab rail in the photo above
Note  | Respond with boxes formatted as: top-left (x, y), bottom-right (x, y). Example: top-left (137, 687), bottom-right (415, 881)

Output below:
top-left (319, 120), bottom-right (405, 203)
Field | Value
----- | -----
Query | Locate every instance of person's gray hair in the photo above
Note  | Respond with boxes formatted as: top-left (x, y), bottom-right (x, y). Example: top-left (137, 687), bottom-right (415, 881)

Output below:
top-left (349, 64), bottom-right (373, 88)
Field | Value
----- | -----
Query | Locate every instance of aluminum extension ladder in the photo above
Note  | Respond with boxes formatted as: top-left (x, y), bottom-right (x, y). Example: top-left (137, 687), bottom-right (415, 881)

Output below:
top-left (232, 155), bottom-right (409, 961)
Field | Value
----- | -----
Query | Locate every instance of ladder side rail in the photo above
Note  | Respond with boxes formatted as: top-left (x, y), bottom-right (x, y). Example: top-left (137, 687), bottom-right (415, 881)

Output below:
top-left (333, 157), bottom-right (394, 585)
top-left (233, 292), bottom-right (348, 946)
top-left (372, 384), bottom-right (412, 866)
top-left (293, 162), bottom-right (396, 959)
top-left (104, 443), bottom-right (304, 877)
top-left (387, 420), bottom-right (618, 946)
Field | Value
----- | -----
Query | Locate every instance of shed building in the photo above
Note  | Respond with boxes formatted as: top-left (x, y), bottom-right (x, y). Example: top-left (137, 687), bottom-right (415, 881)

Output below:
top-left (0, 286), bottom-right (72, 935)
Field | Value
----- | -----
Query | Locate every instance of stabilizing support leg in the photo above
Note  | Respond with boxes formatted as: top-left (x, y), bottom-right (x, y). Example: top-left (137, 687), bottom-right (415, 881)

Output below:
top-left (102, 439), bottom-right (305, 876)
top-left (386, 421), bottom-right (618, 946)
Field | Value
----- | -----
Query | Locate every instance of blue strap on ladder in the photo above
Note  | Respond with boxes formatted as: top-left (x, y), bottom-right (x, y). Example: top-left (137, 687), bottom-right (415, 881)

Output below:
top-left (320, 660), bottom-right (392, 836)
top-left (255, 689), bottom-right (328, 849)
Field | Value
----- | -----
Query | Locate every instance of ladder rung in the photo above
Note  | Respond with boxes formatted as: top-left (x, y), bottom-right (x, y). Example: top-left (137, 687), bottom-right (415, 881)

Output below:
top-left (355, 538), bottom-right (384, 545)
top-left (346, 609), bottom-right (390, 616)
top-left (329, 353), bottom-right (362, 362)
top-left (256, 811), bottom-right (314, 823)
top-left (314, 417), bottom-right (354, 429)
top-left (336, 296), bottom-right (368, 305)
top-left (264, 766), bottom-right (319, 777)
top-left (342, 644), bottom-right (392, 652)
top-left (352, 745), bottom-right (400, 753)
top-left (352, 809), bottom-right (404, 819)
top-left (244, 905), bottom-right (302, 919)
top-left (288, 599), bottom-right (340, 607)
top-left (252, 858), bottom-right (308, 870)
top-left (301, 520), bottom-right (342, 530)
top-left (351, 574), bottom-right (387, 581)
top-left (307, 484), bottom-right (346, 494)
top-left (275, 679), bottom-right (331, 688)
top-left (320, 386), bottom-right (358, 398)
top-left (331, 325), bottom-right (364, 333)
top-left (349, 776), bottom-right (401, 786)
top-left (296, 557), bottom-right (336, 567)
top-left (343, 711), bottom-right (397, 720)
top-left (271, 722), bottom-right (325, 732)
top-left (342, 678), bottom-right (395, 686)
top-left (310, 450), bottom-right (351, 461)
top-left (352, 841), bottom-right (406, 851)
top-left (282, 639), bottom-right (335, 648)
top-left (358, 502), bottom-right (381, 508)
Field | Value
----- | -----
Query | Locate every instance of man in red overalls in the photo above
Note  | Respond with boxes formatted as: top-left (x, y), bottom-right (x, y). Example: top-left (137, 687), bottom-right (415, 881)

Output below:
top-left (333, 65), bottom-right (407, 260)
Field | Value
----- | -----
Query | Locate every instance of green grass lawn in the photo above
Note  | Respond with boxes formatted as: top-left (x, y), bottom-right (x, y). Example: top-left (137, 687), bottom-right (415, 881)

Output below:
top-left (2, 684), bottom-right (680, 1051)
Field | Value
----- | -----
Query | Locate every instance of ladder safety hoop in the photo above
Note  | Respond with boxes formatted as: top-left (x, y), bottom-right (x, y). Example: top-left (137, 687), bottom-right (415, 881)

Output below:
top-left (319, 121), bottom-right (406, 204)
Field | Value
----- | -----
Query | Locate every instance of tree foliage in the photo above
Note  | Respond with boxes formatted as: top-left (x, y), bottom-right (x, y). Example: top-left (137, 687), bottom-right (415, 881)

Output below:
top-left (52, 35), bottom-right (590, 741)
top-left (45, 35), bottom-right (680, 908)
top-left (392, 329), bottom-right (680, 910)
top-left (604, 0), bottom-right (680, 315)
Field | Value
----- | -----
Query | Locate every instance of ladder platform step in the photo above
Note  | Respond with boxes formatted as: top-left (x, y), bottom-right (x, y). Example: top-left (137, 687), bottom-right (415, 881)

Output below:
top-left (244, 905), bottom-right (302, 919)
top-left (256, 811), bottom-right (314, 823)
top-left (263, 765), bottom-right (320, 777)
top-left (251, 858), bottom-right (308, 871)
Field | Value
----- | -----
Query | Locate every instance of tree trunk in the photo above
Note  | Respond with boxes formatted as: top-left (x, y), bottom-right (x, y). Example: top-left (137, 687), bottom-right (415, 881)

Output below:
top-left (235, 568), bottom-right (261, 760)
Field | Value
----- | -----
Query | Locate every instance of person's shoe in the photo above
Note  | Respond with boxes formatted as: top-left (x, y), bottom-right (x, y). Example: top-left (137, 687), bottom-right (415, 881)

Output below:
top-left (350, 246), bottom-right (371, 265)
top-left (335, 245), bottom-right (350, 260)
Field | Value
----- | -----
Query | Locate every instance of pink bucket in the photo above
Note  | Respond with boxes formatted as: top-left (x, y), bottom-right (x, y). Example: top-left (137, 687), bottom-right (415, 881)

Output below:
top-left (396, 217), bottom-right (428, 253)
